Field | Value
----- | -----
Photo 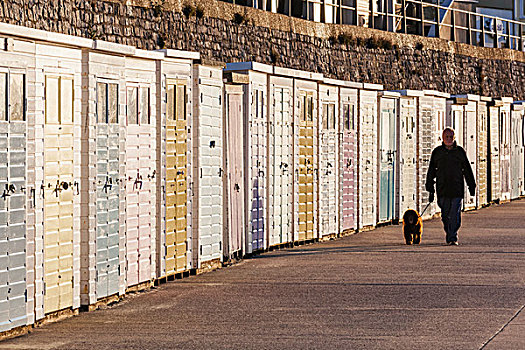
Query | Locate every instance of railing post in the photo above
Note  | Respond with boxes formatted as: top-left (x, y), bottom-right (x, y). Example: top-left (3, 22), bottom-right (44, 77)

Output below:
top-left (494, 18), bottom-right (499, 48)
top-left (435, 3), bottom-right (440, 38)
top-left (353, 1), bottom-right (358, 26)
top-left (467, 12), bottom-right (472, 45)
top-left (339, 0), bottom-right (342, 24)
top-left (370, 0), bottom-right (375, 29)
top-left (401, 0), bottom-right (407, 34)
top-left (419, 0), bottom-right (424, 36)
top-left (506, 21), bottom-right (511, 49)
top-left (481, 15), bottom-right (486, 47)
top-left (381, 1), bottom-right (388, 32)
top-left (521, 24), bottom-right (525, 52)
top-left (306, 0), bottom-right (309, 20)
top-left (450, 8), bottom-right (456, 42)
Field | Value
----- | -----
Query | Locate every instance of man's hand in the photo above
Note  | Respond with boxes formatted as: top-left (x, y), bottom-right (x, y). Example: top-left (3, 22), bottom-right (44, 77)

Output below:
top-left (429, 192), bottom-right (435, 203)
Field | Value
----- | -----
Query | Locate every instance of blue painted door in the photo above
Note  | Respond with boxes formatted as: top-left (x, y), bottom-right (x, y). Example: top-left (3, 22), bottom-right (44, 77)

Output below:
top-left (379, 97), bottom-right (396, 222)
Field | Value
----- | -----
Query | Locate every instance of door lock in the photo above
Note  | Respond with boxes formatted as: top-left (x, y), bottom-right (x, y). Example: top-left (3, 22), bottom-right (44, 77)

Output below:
top-left (133, 176), bottom-right (143, 190)
top-left (103, 176), bottom-right (113, 193)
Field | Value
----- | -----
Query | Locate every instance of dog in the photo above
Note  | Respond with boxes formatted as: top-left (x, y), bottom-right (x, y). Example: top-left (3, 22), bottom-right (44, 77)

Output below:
top-left (402, 209), bottom-right (423, 245)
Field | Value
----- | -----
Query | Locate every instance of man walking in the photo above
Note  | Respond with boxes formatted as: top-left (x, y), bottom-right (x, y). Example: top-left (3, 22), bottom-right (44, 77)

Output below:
top-left (426, 127), bottom-right (476, 245)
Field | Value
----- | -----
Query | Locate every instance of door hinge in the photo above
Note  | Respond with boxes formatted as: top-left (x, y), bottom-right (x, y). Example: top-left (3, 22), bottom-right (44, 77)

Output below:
top-left (43, 282), bottom-right (46, 295)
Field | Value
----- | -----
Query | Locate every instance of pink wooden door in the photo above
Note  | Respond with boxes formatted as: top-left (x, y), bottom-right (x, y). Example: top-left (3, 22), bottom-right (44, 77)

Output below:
top-left (226, 86), bottom-right (244, 258)
top-left (500, 106), bottom-right (511, 201)
top-left (341, 98), bottom-right (357, 232)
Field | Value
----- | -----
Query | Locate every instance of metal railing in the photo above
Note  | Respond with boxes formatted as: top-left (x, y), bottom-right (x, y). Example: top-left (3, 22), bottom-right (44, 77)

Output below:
top-left (222, 0), bottom-right (525, 51)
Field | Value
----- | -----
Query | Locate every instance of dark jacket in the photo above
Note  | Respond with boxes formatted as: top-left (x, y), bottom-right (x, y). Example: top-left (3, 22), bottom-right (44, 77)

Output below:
top-left (425, 142), bottom-right (476, 198)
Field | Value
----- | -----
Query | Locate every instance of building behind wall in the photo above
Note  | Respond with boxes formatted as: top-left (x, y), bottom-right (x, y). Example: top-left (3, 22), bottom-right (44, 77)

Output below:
top-left (477, 0), bottom-right (525, 22)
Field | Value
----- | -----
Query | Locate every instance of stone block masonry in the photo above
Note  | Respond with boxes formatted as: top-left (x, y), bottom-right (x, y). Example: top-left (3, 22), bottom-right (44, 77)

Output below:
top-left (0, 0), bottom-right (524, 99)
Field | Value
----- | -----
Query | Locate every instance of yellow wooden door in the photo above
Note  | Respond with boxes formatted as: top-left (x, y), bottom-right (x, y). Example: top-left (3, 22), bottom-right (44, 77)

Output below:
top-left (298, 93), bottom-right (315, 241)
top-left (44, 76), bottom-right (74, 313)
top-left (165, 80), bottom-right (188, 275)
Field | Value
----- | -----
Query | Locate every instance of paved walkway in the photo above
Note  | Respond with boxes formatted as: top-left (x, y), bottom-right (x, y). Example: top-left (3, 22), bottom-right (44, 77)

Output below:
top-left (2, 200), bottom-right (525, 350)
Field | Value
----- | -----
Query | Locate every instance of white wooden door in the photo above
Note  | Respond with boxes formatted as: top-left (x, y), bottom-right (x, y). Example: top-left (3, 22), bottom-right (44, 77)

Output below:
top-left (197, 82), bottom-right (223, 264)
top-left (246, 87), bottom-right (267, 253)
top-left (511, 110), bottom-right (522, 199)
top-left (489, 106), bottom-right (501, 202)
top-left (95, 82), bottom-right (120, 298)
top-left (319, 102), bottom-right (338, 237)
top-left (125, 86), bottom-right (154, 287)
top-left (419, 97), bottom-right (436, 216)
top-left (465, 106), bottom-right (477, 209)
top-left (398, 97), bottom-right (417, 215)
top-left (359, 90), bottom-right (378, 228)
top-left (477, 104), bottom-right (488, 206)
top-left (269, 86), bottom-right (293, 246)
top-left (225, 87), bottom-right (244, 258)
top-left (0, 71), bottom-right (27, 331)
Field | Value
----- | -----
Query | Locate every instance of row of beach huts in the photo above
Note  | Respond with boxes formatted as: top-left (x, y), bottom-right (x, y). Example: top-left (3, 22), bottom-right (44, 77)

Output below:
top-left (0, 22), bottom-right (524, 335)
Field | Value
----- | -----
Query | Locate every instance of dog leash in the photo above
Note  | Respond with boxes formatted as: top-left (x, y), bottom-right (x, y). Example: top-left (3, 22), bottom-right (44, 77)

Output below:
top-left (420, 201), bottom-right (432, 217)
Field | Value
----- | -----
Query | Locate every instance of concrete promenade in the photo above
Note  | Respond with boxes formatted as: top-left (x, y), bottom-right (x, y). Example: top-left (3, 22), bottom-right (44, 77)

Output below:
top-left (2, 200), bottom-right (524, 350)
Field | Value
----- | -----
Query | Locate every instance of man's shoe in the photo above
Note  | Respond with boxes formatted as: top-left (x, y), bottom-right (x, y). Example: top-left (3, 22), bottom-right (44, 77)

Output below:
top-left (450, 241), bottom-right (459, 246)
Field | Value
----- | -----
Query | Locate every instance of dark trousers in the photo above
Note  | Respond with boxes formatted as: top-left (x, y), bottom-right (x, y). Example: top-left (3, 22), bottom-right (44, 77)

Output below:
top-left (437, 197), bottom-right (463, 243)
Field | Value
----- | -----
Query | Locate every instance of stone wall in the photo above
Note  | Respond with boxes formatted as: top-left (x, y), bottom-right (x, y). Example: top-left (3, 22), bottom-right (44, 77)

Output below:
top-left (0, 0), bottom-right (524, 99)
